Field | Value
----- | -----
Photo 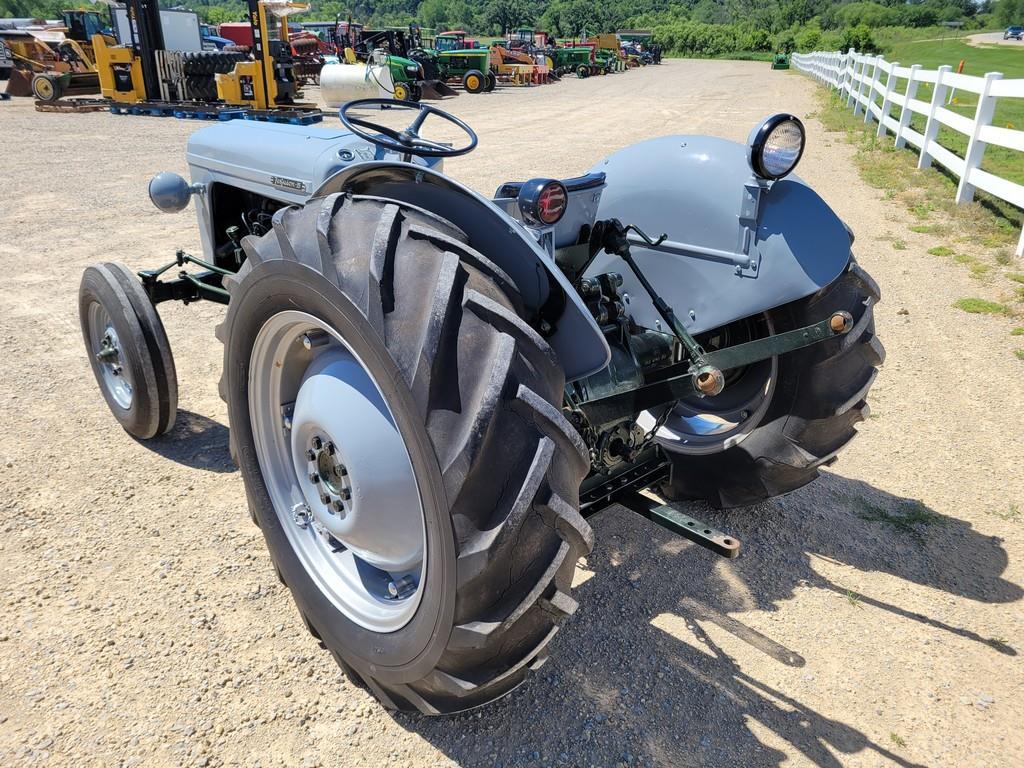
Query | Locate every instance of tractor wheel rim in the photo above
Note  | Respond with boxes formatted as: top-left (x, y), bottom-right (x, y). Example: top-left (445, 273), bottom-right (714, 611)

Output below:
top-left (249, 310), bottom-right (426, 633)
top-left (87, 302), bottom-right (133, 410)
top-left (37, 79), bottom-right (52, 99)
top-left (651, 314), bottom-right (777, 455)
top-left (394, 84), bottom-right (407, 99)
top-left (467, 75), bottom-right (479, 89)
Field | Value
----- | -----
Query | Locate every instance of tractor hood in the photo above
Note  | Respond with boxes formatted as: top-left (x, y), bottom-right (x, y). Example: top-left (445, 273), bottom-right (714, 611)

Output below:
top-left (185, 120), bottom-right (439, 205)
top-left (587, 134), bottom-right (851, 336)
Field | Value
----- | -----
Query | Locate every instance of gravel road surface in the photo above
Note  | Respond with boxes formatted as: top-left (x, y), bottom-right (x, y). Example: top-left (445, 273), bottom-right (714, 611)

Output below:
top-left (0, 59), bottom-right (1022, 767)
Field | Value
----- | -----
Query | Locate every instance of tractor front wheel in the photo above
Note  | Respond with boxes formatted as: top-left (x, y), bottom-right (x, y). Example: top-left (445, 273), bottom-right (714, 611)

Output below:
top-left (79, 263), bottom-right (178, 439)
top-left (658, 259), bottom-right (883, 508)
top-left (462, 69), bottom-right (485, 93)
top-left (392, 81), bottom-right (410, 101)
top-left (576, 64), bottom-right (589, 79)
top-left (218, 195), bottom-right (592, 713)
top-left (484, 72), bottom-right (496, 92)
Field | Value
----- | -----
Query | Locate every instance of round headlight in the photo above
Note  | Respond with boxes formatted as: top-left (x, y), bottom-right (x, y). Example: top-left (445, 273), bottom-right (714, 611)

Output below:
top-left (747, 114), bottom-right (805, 180)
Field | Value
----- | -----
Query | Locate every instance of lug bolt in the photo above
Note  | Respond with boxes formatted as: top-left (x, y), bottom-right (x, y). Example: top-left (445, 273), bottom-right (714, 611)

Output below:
top-left (331, 499), bottom-right (345, 513)
top-left (305, 449), bottom-right (316, 461)
top-left (291, 503), bottom-right (311, 528)
top-left (325, 442), bottom-right (335, 456)
top-left (340, 488), bottom-right (351, 501)
top-left (301, 330), bottom-right (330, 350)
top-left (309, 472), bottom-right (320, 484)
top-left (312, 436), bottom-right (322, 450)
top-left (387, 576), bottom-right (416, 599)
top-left (320, 493), bottom-right (330, 505)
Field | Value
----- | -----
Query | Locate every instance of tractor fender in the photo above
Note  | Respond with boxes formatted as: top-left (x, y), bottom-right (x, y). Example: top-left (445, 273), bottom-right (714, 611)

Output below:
top-left (586, 135), bottom-right (852, 337)
top-left (314, 162), bottom-right (611, 382)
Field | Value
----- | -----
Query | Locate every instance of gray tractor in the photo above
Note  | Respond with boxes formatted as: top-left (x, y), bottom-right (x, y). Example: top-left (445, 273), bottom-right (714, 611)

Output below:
top-left (79, 100), bottom-right (882, 714)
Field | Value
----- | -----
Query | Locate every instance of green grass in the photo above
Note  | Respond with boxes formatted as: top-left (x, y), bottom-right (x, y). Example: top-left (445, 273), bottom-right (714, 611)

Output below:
top-left (1010, 273), bottom-right (1024, 284)
top-left (1012, 327), bottom-right (1024, 336)
top-left (845, 590), bottom-right (863, 608)
top-left (991, 504), bottom-right (1021, 521)
top-left (1015, 349), bottom-right (1024, 361)
top-left (890, 733), bottom-right (908, 748)
top-left (858, 499), bottom-right (946, 537)
top-left (928, 245), bottom-right (954, 256)
top-left (883, 39), bottom-right (1024, 187)
top-left (954, 297), bottom-right (1007, 314)
top-left (892, 239), bottom-right (907, 250)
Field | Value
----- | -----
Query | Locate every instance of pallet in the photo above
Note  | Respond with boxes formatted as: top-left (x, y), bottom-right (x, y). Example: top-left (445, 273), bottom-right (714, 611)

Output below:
top-left (107, 101), bottom-right (323, 125)
top-left (35, 97), bottom-right (111, 113)
top-left (109, 101), bottom-right (178, 117)
top-left (244, 108), bottom-right (323, 125)
top-left (172, 104), bottom-right (248, 121)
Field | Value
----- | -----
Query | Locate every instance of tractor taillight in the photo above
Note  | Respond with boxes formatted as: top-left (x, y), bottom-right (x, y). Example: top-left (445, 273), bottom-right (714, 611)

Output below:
top-left (517, 179), bottom-right (568, 226)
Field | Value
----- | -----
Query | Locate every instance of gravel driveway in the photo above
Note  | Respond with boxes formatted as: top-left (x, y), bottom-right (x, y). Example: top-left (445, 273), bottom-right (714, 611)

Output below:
top-left (0, 59), bottom-right (1021, 767)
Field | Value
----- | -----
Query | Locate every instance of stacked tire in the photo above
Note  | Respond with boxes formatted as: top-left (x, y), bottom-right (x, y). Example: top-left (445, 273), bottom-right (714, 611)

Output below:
top-left (181, 51), bottom-right (247, 101)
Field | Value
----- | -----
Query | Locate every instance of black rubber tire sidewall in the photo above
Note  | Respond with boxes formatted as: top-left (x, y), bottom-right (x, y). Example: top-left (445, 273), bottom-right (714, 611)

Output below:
top-left (223, 260), bottom-right (456, 684)
top-left (79, 265), bottom-right (162, 439)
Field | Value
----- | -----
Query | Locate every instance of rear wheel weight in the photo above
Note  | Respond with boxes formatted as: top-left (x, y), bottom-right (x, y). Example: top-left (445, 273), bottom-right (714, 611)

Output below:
top-left (219, 195), bottom-right (593, 713)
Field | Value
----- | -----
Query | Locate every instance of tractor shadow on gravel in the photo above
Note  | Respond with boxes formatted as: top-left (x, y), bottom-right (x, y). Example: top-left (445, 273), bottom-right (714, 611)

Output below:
top-left (135, 410), bottom-right (234, 473)
top-left (398, 471), bottom-right (1021, 767)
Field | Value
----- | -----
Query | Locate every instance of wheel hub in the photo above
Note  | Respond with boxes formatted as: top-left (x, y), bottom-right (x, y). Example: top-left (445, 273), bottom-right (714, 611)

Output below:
top-left (248, 311), bottom-right (427, 632)
top-left (87, 306), bottom-right (133, 410)
top-left (308, 436), bottom-right (351, 512)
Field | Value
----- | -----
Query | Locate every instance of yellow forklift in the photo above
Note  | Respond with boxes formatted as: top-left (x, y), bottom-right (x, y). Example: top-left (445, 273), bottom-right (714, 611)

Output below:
top-left (215, 0), bottom-right (310, 108)
top-left (92, 0), bottom-right (315, 116)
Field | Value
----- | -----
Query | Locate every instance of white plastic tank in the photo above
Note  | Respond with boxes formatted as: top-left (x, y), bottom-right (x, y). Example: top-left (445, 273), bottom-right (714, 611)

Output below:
top-left (320, 53), bottom-right (395, 107)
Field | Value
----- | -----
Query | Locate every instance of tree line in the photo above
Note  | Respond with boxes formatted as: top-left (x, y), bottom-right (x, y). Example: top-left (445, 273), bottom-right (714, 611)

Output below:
top-left (0, 0), bottom-right (1011, 56)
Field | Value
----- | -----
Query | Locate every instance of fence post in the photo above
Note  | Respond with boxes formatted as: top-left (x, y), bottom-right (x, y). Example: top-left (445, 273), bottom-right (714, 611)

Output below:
top-left (863, 56), bottom-right (882, 124)
top-left (876, 61), bottom-right (898, 137)
top-left (956, 71), bottom-right (1003, 204)
top-left (846, 48), bottom-right (856, 99)
top-left (895, 64), bottom-right (920, 149)
top-left (918, 64), bottom-right (952, 170)
top-left (847, 51), bottom-right (860, 108)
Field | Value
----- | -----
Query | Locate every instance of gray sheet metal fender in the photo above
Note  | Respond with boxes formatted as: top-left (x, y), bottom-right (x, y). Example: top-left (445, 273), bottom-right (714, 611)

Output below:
top-left (314, 162), bottom-right (611, 381)
top-left (586, 135), bottom-right (852, 336)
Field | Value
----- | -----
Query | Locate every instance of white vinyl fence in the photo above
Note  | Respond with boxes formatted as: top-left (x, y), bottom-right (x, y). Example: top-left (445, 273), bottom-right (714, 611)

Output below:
top-left (792, 49), bottom-right (1024, 256)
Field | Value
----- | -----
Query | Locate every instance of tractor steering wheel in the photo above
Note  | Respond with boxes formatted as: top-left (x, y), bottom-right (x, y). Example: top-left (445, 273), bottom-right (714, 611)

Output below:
top-left (339, 99), bottom-right (478, 159)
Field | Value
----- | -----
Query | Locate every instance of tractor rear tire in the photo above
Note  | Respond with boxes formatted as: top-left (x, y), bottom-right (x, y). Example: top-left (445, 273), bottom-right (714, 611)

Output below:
top-left (484, 72), bottom-right (496, 92)
top-left (79, 262), bottom-right (178, 440)
top-left (462, 69), bottom-right (485, 93)
top-left (661, 259), bottom-right (883, 508)
top-left (218, 195), bottom-right (593, 713)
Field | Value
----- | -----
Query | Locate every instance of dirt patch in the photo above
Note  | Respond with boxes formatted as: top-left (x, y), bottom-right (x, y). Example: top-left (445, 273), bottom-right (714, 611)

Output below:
top-left (0, 60), bottom-right (1021, 767)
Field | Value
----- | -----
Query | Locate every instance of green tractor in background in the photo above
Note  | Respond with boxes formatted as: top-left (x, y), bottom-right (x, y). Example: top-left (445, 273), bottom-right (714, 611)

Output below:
top-left (550, 45), bottom-right (594, 78)
top-left (771, 52), bottom-right (790, 70)
top-left (352, 27), bottom-right (457, 100)
top-left (411, 31), bottom-right (495, 94)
